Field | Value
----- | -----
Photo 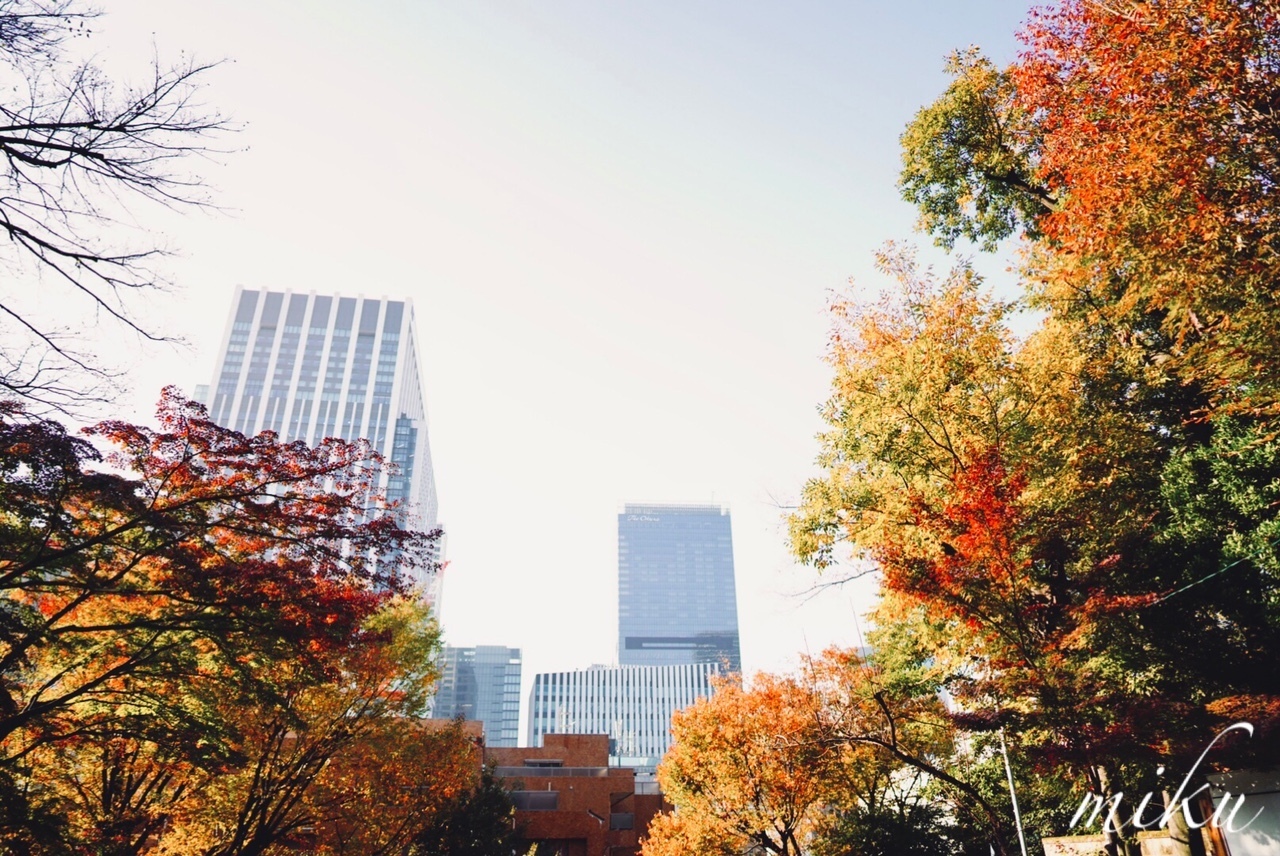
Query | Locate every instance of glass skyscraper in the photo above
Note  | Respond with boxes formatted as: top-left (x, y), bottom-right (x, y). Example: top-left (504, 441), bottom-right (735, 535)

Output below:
top-left (525, 504), bottom-right (736, 764)
top-left (201, 287), bottom-right (440, 590)
top-left (434, 646), bottom-right (523, 747)
top-left (617, 504), bottom-right (741, 673)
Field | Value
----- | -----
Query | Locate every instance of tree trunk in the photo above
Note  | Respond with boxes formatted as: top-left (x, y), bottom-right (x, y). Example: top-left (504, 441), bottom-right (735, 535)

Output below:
top-left (1096, 765), bottom-right (1125, 856)
top-left (1164, 788), bottom-right (1207, 856)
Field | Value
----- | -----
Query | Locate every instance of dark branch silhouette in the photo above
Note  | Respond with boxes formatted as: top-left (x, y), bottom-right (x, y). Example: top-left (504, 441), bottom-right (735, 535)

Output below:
top-left (0, 0), bottom-right (231, 413)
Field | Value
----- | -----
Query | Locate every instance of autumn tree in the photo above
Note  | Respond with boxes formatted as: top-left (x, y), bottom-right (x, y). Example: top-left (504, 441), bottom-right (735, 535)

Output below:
top-left (787, 245), bottom-right (1040, 571)
top-left (899, 48), bottom-right (1052, 251)
top-left (156, 601), bottom-right (476, 856)
top-left (791, 3), bottom-right (1280, 854)
top-left (790, 242), bottom-right (1280, 852)
top-left (409, 766), bottom-right (525, 856)
top-left (895, 0), bottom-right (1280, 726)
top-left (31, 598), bottom-right (477, 856)
top-left (30, 699), bottom-right (231, 856)
top-left (0, 388), bottom-right (438, 852)
top-left (644, 672), bottom-right (843, 856)
top-left (1015, 0), bottom-right (1280, 421)
top-left (645, 651), bottom-right (1028, 856)
top-left (0, 387), bottom-right (429, 752)
top-left (903, 1), bottom-right (1280, 425)
top-left (797, 645), bottom-right (1055, 856)
top-left (0, 0), bottom-right (228, 412)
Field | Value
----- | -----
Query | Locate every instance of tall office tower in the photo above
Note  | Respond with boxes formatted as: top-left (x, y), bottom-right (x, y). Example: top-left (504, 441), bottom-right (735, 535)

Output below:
top-left (527, 663), bottom-right (717, 767)
top-left (433, 646), bottom-right (523, 747)
top-left (618, 504), bottom-right (741, 673)
top-left (203, 288), bottom-right (440, 589)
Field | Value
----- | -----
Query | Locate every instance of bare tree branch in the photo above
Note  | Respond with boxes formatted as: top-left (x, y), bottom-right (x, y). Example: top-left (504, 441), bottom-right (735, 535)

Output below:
top-left (0, 0), bottom-right (233, 414)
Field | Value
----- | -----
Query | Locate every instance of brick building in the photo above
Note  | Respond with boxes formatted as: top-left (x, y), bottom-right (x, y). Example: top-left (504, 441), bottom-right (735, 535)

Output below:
top-left (486, 734), bottom-right (667, 856)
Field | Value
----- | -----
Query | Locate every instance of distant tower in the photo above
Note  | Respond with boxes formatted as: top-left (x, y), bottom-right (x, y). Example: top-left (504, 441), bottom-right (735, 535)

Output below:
top-left (434, 646), bottom-right (523, 747)
top-left (203, 288), bottom-right (441, 592)
top-left (617, 504), bottom-right (740, 673)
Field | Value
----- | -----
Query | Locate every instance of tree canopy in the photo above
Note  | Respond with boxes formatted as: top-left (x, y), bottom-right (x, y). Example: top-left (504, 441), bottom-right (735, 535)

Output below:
top-left (790, 3), bottom-right (1280, 853)
top-left (643, 652), bottom-right (1066, 856)
top-left (0, 390), bottom-right (477, 856)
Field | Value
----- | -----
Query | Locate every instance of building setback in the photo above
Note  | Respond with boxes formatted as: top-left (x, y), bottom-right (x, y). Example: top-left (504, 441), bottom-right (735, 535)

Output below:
top-left (200, 288), bottom-right (440, 589)
top-left (527, 663), bottom-right (717, 768)
top-left (618, 503), bottom-right (741, 673)
top-left (432, 646), bottom-right (522, 747)
top-left (488, 734), bottom-right (669, 856)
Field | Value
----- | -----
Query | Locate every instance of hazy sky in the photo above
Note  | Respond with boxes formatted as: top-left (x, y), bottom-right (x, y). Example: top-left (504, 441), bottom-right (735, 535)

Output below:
top-left (49, 1), bottom-right (1033, 737)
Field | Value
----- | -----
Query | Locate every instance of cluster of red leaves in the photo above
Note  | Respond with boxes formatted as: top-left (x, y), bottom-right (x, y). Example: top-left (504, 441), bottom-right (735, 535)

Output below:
top-left (85, 390), bottom-right (423, 647)
top-left (870, 444), bottom-right (1197, 771)
top-left (1020, 0), bottom-right (1276, 273)
top-left (878, 448), bottom-right (1035, 641)
top-left (1016, 0), bottom-right (1280, 409)
top-left (0, 386), bottom-right (436, 751)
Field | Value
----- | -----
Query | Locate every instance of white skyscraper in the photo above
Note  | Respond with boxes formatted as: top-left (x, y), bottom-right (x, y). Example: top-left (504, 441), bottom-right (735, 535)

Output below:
top-left (527, 663), bottom-right (718, 767)
top-left (202, 288), bottom-right (441, 591)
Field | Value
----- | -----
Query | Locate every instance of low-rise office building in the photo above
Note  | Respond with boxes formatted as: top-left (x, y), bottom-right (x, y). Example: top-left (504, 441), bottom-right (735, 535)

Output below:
top-left (527, 663), bottom-right (718, 770)
top-left (487, 733), bottom-right (668, 856)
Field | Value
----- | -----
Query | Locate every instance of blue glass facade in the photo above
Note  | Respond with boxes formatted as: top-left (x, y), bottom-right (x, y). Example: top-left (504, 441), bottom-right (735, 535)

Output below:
top-left (234, 291), bottom-right (282, 434)
top-left (370, 301), bottom-right (402, 454)
top-left (313, 297), bottom-right (355, 445)
top-left (617, 504), bottom-right (741, 673)
top-left (262, 294), bottom-right (307, 434)
top-left (434, 646), bottom-right (522, 747)
top-left (211, 290), bottom-right (256, 426)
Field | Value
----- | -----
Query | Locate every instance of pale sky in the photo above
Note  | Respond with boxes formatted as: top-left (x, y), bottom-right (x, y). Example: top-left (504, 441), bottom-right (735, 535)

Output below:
top-left (38, 1), bottom-right (1031, 739)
